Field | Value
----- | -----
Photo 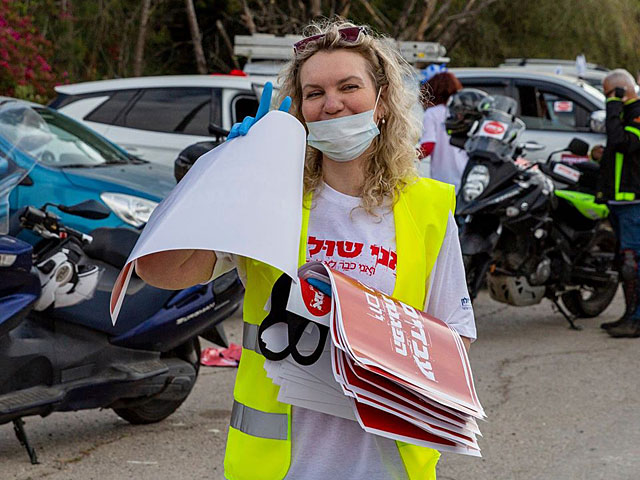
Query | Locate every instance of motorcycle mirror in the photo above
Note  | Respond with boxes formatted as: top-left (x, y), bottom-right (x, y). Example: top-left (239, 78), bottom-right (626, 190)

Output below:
top-left (522, 141), bottom-right (545, 152)
top-left (57, 200), bottom-right (111, 219)
top-left (208, 122), bottom-right (229, 139)
top-left (567, 138), bottom-right (589, 156)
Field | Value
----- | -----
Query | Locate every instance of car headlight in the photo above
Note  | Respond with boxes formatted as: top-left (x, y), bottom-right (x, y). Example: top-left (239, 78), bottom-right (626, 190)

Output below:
top-left (100, 193), bottom-right (158, 227)
top-left (462, 165), bottom-right (490, 202)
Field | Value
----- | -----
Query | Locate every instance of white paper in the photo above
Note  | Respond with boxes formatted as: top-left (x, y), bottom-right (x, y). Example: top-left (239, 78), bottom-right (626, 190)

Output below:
top-left (110, 111), bottom-right (306, 324)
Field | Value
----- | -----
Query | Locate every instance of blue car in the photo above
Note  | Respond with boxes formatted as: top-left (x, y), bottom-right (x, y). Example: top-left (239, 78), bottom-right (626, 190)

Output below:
top-left (1, 97), bottom-right (176, 236)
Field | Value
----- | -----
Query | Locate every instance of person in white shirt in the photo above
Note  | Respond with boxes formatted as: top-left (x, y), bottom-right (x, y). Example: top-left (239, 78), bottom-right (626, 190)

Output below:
top-left (419, 71), bottom-right (468, 193)
top-left (135, 19), bottom-right (476, 480)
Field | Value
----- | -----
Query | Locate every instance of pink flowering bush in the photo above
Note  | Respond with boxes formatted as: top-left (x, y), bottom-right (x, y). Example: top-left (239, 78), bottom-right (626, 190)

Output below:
top-left (0, 0), bottom-right (59, 102)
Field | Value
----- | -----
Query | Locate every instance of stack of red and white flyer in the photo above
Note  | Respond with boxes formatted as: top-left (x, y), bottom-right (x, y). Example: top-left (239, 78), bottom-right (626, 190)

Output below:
top-left (262, 261), bottom-right (484, 456)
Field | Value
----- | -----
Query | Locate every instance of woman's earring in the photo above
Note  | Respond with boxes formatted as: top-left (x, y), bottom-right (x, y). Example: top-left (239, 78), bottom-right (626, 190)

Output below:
top-left (381, 118), bottom-right (386, 124)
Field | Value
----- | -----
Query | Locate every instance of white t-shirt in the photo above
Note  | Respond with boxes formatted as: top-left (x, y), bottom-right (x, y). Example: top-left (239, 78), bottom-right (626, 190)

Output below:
top-left (420, 104), bottom-right (469, 193)
top-left (216, 182), bottom-right (475, 480)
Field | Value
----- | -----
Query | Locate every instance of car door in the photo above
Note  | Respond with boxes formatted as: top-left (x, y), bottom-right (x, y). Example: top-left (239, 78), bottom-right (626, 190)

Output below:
top-left (103, 87), bottom-right (222, 166)
top-left (513, 80), bottom-right (604, 161)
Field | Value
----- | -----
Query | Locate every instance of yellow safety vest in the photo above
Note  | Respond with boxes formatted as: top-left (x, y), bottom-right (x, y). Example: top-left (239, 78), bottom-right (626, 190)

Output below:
top-left (224, 177), bottom-right (456, 480)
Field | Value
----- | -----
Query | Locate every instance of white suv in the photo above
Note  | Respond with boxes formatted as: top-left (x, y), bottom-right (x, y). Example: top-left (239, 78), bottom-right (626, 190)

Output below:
top-left (49, 74), bottom-right (268, 166)
top-left (451, 68), bottom-right (607, 160)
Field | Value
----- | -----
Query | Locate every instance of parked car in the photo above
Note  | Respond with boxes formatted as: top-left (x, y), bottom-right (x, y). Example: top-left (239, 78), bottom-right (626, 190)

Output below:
top-left (49, 74), bottom-right (267, 166)
top-left (450, 68), bottom-right (606, 161)
top-left (498, 58), bottom-right (609, 92)
top-left (0, 97), bottom-right (175, 236)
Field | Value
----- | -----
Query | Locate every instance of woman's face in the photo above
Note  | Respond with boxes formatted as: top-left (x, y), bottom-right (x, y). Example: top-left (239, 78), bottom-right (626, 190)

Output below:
top-left (299, 49), bottom-right (382, 124)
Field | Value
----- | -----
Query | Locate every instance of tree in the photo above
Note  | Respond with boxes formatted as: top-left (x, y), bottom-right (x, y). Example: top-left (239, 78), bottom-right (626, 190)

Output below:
top-left (133, 0), bottom-right (153, 77)
top-left (184, 0), bottom-right (207, 74)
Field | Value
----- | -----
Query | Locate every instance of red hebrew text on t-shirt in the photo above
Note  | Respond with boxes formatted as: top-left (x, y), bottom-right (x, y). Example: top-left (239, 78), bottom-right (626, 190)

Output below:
top-left (307, 235), bottom-right (397, 278)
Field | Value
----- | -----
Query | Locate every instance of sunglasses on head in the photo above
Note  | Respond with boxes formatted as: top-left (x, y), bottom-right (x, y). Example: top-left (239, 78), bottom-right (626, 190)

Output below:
top-left (293, 26), bottom-right (366, 55)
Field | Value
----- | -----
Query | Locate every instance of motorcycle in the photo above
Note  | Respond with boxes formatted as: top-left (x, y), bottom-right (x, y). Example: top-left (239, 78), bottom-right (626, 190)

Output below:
top-left (449, 93), bottom-right (618, 328)
top-left (0, 104), bottom-right (244, 464)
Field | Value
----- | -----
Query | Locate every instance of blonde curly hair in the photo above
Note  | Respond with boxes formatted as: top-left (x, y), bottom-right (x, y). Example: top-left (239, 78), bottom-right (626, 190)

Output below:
top-left (277, 19), bottom-right (422, 214)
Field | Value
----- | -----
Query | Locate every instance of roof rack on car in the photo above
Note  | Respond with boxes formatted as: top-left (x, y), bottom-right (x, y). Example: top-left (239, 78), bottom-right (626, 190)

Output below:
top-left (502, 58), bottom-right (609, 72)
top-left (234, 34), bottom-right (449, 76)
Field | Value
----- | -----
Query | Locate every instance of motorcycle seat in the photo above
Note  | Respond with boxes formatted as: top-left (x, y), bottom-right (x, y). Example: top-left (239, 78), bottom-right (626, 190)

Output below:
top-left (559, 160), bottom-right (600, 194)
top-left (84, 227), bottom-right (139, 269)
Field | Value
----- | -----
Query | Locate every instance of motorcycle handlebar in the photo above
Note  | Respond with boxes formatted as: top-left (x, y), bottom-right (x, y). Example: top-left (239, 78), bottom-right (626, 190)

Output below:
top-left (19, 206), bottom-right (92, 244)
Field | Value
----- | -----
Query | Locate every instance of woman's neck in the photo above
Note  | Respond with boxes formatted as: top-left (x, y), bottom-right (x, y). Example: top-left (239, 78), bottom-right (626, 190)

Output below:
top-left (321, 155), bottom-right (366, 196)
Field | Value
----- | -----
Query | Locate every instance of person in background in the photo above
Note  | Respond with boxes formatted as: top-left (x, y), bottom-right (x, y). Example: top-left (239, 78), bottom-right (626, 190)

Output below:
top-left (596, 68), bottom-right (640, 338)
top-left (419, 70), bottom-right (468, 193)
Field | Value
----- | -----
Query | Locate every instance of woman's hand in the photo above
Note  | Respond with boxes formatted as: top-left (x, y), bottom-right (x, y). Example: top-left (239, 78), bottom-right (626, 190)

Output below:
top-left (135, 249), bottom-right (217, 290)
top-left (227, 82), bottom-right (292, 139)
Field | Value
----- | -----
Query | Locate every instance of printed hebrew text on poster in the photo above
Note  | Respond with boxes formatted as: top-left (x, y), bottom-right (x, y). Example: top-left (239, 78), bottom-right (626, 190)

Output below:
top-left (328, 268), bottom-right (479, 411)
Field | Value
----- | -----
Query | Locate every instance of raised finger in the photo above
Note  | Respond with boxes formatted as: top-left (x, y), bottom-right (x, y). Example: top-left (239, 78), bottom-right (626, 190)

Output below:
top-left (278, 96), bottom-right (292, 113)
top-left (255, 82), bottom-right (273, 121)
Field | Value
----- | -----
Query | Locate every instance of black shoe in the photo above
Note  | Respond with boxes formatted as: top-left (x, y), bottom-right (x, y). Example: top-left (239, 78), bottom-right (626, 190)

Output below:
top-left (601, 317), bottom-right (627, 330)
top-left (607, 316), bottom-right (640, 338)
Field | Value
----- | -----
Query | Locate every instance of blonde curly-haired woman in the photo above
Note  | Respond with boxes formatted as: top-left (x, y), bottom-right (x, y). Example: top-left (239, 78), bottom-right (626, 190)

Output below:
top-left (136, 19), bottom-right (476, 480)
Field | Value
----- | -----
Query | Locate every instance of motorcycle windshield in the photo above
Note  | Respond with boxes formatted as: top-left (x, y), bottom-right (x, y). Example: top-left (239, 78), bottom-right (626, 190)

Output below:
top-left (466, 110), bottom-right (525, 161)
top-left (0, 103), bottom-right (48, 234)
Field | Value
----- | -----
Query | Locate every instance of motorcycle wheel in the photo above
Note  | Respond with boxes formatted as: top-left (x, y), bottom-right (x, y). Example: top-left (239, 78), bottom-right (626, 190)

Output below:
top-left (113, 337), bottom-right (201, 425)
top-left (561, 229), bottom-right (618, 318)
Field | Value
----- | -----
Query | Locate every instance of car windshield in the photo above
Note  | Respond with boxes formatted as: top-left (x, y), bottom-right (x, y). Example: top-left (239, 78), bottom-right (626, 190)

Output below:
top-left (32, 107), bottom-right (132, 167)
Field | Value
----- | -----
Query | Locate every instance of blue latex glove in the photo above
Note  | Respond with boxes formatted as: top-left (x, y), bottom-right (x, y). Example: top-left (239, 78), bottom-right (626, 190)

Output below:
top-left (227, 82), bottom-right (292, 139)
top-left (306, 278), bottom-right (332, 297)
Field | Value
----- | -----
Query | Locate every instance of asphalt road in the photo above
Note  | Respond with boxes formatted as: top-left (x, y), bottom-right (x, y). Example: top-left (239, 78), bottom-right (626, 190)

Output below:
top-left (2, 289), bottom-right (639, 480)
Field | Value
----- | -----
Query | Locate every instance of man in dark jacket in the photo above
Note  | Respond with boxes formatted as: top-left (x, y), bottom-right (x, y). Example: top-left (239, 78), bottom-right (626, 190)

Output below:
top-left (597, 69), bottom-right (640, 337)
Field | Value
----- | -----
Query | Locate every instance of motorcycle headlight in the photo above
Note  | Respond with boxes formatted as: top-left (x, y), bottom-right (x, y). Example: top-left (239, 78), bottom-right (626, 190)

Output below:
top-left (462, 165), bottom-right (490, 202)
top-left (100, 193), bottom-right (158, 227)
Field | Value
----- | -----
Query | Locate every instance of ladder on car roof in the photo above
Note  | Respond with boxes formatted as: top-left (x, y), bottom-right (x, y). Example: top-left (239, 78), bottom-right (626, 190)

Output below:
top-left (234, 34), bottom-right (449, 76)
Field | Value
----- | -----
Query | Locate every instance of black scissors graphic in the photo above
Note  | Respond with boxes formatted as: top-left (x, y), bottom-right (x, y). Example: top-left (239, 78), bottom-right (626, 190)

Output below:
top-left (258, 274), bottom-right (329, 366)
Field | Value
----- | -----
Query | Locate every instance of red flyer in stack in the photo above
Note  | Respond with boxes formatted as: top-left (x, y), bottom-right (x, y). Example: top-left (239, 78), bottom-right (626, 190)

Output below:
top-left (261, 261), bottom-right (485, 456)
top-left (326, 268), bottom-right (484, 418)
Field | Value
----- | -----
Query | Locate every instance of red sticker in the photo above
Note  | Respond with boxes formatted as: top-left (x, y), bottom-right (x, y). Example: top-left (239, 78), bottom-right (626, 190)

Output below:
top-left (483, 121), bottom-right (505, 135)
top-left (553, 101), bottom-right (573, 113)
top-left (300, 279), bottom-right (331, 317)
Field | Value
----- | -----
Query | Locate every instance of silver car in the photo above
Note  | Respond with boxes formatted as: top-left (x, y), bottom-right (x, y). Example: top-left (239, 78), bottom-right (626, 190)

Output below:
top-left (451, 68), bottom-right (606, 161)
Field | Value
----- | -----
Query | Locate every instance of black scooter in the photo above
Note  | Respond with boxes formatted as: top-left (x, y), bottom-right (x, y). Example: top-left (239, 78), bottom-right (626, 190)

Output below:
top-left (0, 114), bottom-right (243, 464)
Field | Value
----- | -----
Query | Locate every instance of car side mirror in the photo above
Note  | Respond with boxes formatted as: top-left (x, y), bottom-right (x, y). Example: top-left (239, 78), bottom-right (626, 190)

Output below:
top-left (567, 138), bottom-right (590, 156)
top-left (589, 110), bottom-right (606, 134)
top-left (57, 199), bottom-right (111, 219)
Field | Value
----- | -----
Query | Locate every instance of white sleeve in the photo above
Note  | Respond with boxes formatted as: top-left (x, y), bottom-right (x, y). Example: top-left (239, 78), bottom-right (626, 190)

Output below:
top-left (419, 108), bottom-right (439, 145)
top-left (423, 212), bottom-right (477, 341)
top-left (201, 252), bottom-right (246, 285)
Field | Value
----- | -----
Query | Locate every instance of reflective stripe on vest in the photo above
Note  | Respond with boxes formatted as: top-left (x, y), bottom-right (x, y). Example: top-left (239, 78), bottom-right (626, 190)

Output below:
top-left (243, 321), bottom-right (261, 353)
top-left (231, 400), bottom-right (288, 440)
top-left (224, 178), bottom-right (454, 480)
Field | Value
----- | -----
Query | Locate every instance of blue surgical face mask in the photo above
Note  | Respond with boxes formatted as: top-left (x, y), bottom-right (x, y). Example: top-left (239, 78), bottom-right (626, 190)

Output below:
top-left (306, 89), bottom-right (381, 162)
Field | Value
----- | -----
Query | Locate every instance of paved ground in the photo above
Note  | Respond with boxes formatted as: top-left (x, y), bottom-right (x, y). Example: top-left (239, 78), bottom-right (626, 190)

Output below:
top-left (2, 289), bottom-right (638, 480)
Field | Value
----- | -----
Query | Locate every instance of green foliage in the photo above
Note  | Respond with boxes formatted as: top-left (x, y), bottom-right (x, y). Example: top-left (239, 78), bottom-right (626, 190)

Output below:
top-left (450, 0), bottom-right (640, 75)
top-left (1, 0), bottom-right (639, 102)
